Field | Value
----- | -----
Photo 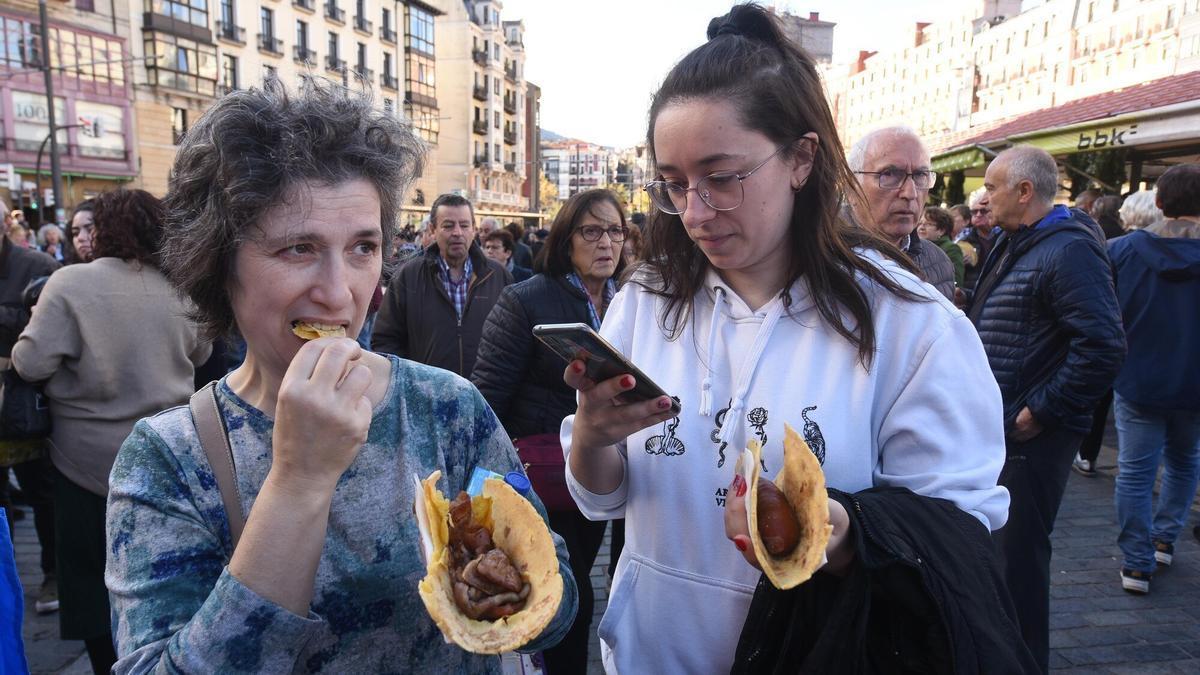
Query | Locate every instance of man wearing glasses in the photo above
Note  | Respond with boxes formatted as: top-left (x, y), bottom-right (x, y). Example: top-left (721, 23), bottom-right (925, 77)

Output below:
top-left (960, 187), bottom-right (998, 292)
top-left (846, 127), bottom-right (956, 301)
top-left (373, 193), bottom-right (513, 377)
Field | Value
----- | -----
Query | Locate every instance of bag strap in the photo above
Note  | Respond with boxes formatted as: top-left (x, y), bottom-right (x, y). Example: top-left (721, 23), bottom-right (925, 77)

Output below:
top-left (189, 382), bottom-right (245, 551)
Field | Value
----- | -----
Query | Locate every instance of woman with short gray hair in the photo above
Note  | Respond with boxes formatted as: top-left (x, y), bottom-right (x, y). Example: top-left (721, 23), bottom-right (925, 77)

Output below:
top-left (104, 77), bottom-right (577, 673)
top-left (1118, 189), bottom-right (1164, 232)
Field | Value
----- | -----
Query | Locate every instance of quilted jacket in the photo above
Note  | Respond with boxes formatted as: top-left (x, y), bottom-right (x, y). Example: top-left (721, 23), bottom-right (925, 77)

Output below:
top-left (471, 274), bottom-right (593, 439)
top-left (966, 207), bottom-right (1125, 436)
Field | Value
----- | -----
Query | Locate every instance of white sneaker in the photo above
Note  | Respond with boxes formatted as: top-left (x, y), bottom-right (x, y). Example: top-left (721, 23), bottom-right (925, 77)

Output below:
top-left (1072, 453), bottom-right (1096, 476)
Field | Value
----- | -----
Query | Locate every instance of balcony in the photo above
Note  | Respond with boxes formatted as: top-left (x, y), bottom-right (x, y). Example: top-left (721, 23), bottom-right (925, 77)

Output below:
top-left (503, 96), bottom-right (516, 114)
top-left (472, 49), bottom-right (488, 66)
top-left (325, 55), bottom-right (346, 72)
top-left (505, 64), bottom-right (517, 82)
top-left (258, 34), bottom-right (284, 56)
top-left (473, 154), bottom-right (489, 167)
top-left (294, 45), bottom-right (316, 64)
top-left (473, 120), bottom-right (488, 135)
top-left (381, 26), bottom-right (397, 44)
top-left (215, 21), bottom-right (246, 45)
top-left (353, 65), bottom-right (375, 82)
top-left (325, 2), bottom-right (345, 24)
top-left (380, 72), bottom-right (398, 90)
top-left (354, 16), bottom-right (373, 35)
top-left (504, 162), bottom-right (516, 172)
top-left (292, 0), bottom-right (314, 11)
top-left (472, 85), bottom-right (488, 101)
top-left (503, 129), bottom-right (517, 145)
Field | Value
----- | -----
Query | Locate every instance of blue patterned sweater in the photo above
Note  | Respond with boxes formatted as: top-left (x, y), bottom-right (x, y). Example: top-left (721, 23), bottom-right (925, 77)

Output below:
top-left (105, 355), bottom-right (578, 673)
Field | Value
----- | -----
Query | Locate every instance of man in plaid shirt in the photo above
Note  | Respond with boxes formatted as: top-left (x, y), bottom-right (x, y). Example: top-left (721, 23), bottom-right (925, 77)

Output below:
top-left (373, 193), bottom-right (512, 377)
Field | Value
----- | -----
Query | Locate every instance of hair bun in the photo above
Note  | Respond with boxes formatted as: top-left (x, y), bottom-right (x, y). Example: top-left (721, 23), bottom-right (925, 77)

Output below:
top-left (705, 3), bottom-right (780, 44)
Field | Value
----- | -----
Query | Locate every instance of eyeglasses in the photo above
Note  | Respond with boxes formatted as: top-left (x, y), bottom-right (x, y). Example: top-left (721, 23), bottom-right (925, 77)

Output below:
top-left (854, 168), bottom-right (939, 190)
top-left (642, 142), bottom-right (800, 215)
top-left (970, 208), bottom-right (990, 216)
top-left (576, 225), bottom-right (628, 242)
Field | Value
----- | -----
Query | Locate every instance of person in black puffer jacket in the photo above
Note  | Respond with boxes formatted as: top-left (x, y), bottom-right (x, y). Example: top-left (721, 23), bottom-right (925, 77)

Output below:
top-left (967, 146), bottom-right (1125, 673)
top-left (471, 189), bottom-right (629, 675)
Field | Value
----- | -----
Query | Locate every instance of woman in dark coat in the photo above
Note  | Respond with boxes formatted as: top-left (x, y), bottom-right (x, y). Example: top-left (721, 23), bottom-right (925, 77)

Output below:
top-left (471, 188), bottom-right (628, 675)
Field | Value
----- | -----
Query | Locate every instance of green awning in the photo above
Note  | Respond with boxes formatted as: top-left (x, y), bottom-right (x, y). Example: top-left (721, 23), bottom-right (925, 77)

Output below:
top-left (932, 147), bottom-right (985, 173)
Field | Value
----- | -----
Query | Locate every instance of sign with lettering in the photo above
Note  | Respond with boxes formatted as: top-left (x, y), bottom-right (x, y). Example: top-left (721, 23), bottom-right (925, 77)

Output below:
top-left (1022, 109), bottom-right (1200, 155)
top-left (11, 91), bottom-right (66, 152)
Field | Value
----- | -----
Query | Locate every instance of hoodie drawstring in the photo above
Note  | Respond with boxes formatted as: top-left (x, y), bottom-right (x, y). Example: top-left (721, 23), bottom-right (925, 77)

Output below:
top-left (716, 299), bottom-right (787, 447)
top-left (698, 287), bottom-right (727, 417)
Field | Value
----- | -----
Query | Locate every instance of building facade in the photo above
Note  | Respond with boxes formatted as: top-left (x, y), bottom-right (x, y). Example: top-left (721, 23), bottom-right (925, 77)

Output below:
top-left (775, 9), bottom-right (834, 63)
top-left (540, 139), bottom-right (613, 201)
top-left (0, 0), bottom-right (137, 221)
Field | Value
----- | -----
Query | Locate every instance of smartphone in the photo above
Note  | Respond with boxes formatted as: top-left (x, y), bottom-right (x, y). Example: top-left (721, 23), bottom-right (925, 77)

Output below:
top-left (532, 323), bottom-right (682, 414)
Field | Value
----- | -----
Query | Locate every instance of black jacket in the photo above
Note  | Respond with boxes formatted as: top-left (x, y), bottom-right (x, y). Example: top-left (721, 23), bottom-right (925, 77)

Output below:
top-left (471, 274), bottom-right (591, 438)
top-left (732, 488), bottom-right (1038, 675)
top-left (966, 208), bottom-right (1125, 436)
top-left (372, 243), bottom-right (511, 377)
top-left (0, 237), bottom-right (59, 358)
top-left (960, 226), bottom-right (997, 292)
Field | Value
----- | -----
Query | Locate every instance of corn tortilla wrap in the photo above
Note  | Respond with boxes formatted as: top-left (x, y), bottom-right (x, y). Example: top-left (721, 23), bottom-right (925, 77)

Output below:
top-left (291, 321), bottom-right (347, 340)
top-left (735, 423), bottom-right (832, 589)
top-left (414, 470), bottom-right (563, 653)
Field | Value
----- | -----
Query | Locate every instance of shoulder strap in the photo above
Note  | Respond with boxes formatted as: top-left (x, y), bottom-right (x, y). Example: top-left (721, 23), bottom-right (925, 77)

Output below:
top-left (189, 382), bottom-right (245, 551)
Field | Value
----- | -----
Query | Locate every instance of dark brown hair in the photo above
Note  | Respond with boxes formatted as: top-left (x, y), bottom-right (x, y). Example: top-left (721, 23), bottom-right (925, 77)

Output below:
top-left (91, 189), bottom-right (165, 266)
top-left (484, 229), bottom-right (514, 253)
top-left (505, 221), bottom-right (525, 241)
top-left (161, 76), bottom-right (424, 338)
top-left (922, 206), bottom-right (954, 238)
top-left (537, 189), bottom-right (628, 279)
top-left (950, 204), bottom-right (971, 223)
top-left (429, 193), bottom-right (474, 226)
top-left (1156, 163), bottom-right (1200, 218)
top-left (641, 3), bottom-right (921, 365)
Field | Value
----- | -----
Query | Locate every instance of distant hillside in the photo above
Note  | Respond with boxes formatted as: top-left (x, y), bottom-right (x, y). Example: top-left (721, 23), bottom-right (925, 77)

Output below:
top-left (540, 129), bottom-right (564, 142)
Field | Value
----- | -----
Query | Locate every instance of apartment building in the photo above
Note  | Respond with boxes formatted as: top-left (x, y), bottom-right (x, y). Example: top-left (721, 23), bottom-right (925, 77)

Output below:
top-left (0, 0), bottom-right (137, 218)
top-left (434, 0), bottom-right (531, 215)
top-left (541, 139), bottom-right (613, 201)
top-left (825, 0), bottom-right (1200, 153)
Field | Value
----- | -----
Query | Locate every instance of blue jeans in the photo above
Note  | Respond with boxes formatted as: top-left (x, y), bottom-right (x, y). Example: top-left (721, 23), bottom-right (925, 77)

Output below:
top-left (1113, 394), bottom-right (1200, 574)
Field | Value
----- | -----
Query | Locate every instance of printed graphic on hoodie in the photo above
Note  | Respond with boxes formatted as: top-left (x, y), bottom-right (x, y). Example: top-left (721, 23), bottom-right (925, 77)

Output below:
top-left (645, 398), bottom-right (685, 456)
top-left (710, 401), bottom-right (770, 471)
top-left (801, 405), bottom-right (826, 465)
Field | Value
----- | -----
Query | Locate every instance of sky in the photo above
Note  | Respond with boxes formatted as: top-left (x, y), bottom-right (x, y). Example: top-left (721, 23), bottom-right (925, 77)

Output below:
top-left (499, 0), bottom-right (957, 148)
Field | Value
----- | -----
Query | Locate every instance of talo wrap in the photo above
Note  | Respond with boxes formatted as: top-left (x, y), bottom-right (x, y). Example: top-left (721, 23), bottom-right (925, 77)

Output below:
top-left (735, 423), bottom-right (832, 589)
top-left (414, 470), bottom-right (563, 654)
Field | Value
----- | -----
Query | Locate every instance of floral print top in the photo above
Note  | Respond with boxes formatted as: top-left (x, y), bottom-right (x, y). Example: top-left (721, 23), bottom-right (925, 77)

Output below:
top-left (105, 355), bottom-right (577, 673)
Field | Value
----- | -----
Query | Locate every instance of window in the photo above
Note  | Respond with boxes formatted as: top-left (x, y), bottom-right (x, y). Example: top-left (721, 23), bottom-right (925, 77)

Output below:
top-left (328, 31), bottom-right (338, 59)
top-left (261, 8), bottom-right (274, 38)
top-left (172, 107), bottom-right (188, 145)
top-left (494, 110), bottom-right (500, 128)
top-left (357, 42), bottom-right (366, 69)
top-left (148, 0), bottom-right (209, 28)
top-left (221, 53), bottom-right (238, 90)
top-left (220, 0), bottom-right (234, 25)
top-left (493, 43), bottom-right (500, 61)
top-left (407, 4), bottom-right (434, 55)
top-left (76, 0), bottom-right (95, 10)
top-left (144, 32), bottom-right (218, 94)
top-left (493, 143), bottom-right (500, 161)
top-left (493, 79), bottom-right (499, 95)
top-left (297, 20), bottom-right (308, 50)
top-left (383, 52), bottom-right (393, 77)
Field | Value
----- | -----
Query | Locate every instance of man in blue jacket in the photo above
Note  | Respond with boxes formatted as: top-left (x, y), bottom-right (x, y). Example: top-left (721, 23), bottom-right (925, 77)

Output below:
top-left (968, 145), bottom-right (1125, 672)
top-left (1109, 163), bottom-right (1200, 595)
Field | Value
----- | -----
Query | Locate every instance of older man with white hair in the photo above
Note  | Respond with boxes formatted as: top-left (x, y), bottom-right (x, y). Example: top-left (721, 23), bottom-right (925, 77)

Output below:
top-left (847, 127), bottom-right (955, 300)
top-left (968, 145), bottom-right (1125, 672)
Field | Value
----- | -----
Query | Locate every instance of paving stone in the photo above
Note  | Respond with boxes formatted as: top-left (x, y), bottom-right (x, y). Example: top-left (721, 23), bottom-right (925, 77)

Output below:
top-left (1061, 625), bottom-right (1140, 648)
top-left (1056, 642), bottom-right (1191, 667)
top-left (1050, 612), bottom-right (1092, 630)
top-left (1106, 662), bottom-right (1200, 675)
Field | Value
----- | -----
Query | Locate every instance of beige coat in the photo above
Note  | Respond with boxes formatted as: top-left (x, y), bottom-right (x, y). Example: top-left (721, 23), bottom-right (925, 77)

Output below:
top-left (12, 258), bottom-right (210, 495)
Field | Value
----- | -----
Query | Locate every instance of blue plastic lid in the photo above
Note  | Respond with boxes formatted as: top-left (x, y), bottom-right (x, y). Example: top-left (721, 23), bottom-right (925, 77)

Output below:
top-left (504, 471), bottom-right (532, 495)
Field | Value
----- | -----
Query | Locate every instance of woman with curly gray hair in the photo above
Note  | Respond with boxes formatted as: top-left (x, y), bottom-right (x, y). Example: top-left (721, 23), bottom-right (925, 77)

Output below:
top-left (104, 77), bottom-right (576, 673)
top-left (1119, 189), bottom-right (1164, 232)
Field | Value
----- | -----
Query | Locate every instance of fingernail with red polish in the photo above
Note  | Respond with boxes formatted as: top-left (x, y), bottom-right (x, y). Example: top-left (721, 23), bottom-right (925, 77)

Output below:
top-left (657, 397), bottom-right (670, 409)
top-left (734, 538), bottom-right (748, 552)
top-left (621, 375), bottom-right (634, 388)
top-left (732, 474), bottom-right (747, 497)
top-left (572, 362), bottom-right (584, 374)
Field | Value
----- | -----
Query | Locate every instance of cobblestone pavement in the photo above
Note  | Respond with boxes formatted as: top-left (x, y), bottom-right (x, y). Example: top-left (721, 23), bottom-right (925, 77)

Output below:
top-left (12, 424), bottom-right (1199, 674)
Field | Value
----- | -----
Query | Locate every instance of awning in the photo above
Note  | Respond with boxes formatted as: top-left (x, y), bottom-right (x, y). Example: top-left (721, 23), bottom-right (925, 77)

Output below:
top-left (1011, 105), bottom-right (1200, 155)
top-left (932, 147), bottom-right (986, 173)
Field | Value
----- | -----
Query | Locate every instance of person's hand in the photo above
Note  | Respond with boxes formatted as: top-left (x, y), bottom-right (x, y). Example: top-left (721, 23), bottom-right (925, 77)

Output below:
top-left (269, 338), bottom-right (374, 491)
top-left (563, 359), bottom-right (677, 452)
top-left (1010, 406), bottom-right (1044, 442)
top-left (953, 287), bottom-right (967, 309)
top-left (723, 474), bottom-right (855, 575)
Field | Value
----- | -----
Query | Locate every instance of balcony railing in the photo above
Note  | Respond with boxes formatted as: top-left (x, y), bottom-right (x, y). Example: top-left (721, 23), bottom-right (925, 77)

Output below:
top-left (215, 21), bottom-right (245, 44)
top-left (325, 2), bottom-right (345, 24)
top-left (473, 154), bottom-right (488, 167)
top-left (380, 72), bottom-right (398, 89)
top-left (353, 16), bottom-right (373, 35)
top-left (294, 45), bottom-right (316, 63)
top-left (472, 120), bottom-right (488, 135)
top-left (504, 162), bottom-right (516, 172)
top-left (503, 97), bottom-right (517, 114)
top-left (258, 34), bottom-right (283, 55)
top-left (381, 26), bottom-right (397, 44)
top-left (505, 65), bottom-right (517, 82)
top-left (503, 130), bottom-right (517, 145)
top-left (292, 0), bottom-right (314, 11)
top-left (326, 55), bottom-right (346, 72)
top-left (353, 65), bottom-right (375, 82)
top-left (472, 49), bottom-right (488, 66)
top-left (472, 85), bottom-right (488, 101)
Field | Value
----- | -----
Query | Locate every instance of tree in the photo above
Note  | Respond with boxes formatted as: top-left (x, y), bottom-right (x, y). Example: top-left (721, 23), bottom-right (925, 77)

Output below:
top-left (539, 172), bottom-right (561, 219)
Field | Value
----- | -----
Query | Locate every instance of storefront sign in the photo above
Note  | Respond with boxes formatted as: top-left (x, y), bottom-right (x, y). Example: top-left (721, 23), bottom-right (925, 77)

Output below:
top-left (11, 91), bottom-right (66, 152)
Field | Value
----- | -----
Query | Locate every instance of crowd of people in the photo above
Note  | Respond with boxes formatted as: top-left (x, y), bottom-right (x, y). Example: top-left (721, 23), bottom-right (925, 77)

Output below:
top-left (2, 3), bottom-right (1199, 674)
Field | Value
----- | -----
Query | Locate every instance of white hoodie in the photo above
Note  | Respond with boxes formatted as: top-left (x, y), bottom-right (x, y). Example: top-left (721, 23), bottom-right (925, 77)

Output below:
top-left (561, 251), bottom-right (1009, 675)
